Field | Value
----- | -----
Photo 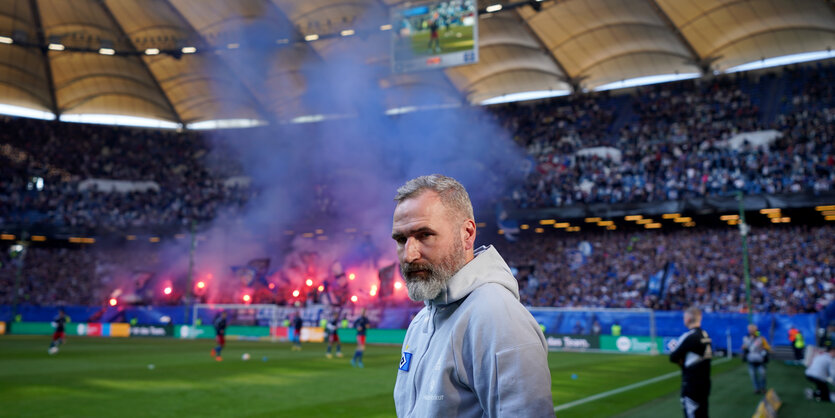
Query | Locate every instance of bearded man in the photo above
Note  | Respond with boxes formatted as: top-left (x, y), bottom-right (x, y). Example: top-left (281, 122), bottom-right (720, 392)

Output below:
top-left (391, 174), bottom-right (554, 417)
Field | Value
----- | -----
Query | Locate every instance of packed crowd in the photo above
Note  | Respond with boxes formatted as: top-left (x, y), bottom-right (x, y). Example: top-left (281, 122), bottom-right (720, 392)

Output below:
top-left (500, 224), bottom-right (835, 314)
top-left (0, 117), bottom-right (254, 229)
top-left (3, 223), bottom-right (832, 313)
top-left (2, 64), bottom-right (834, 230)
top-left (0, 247), bottom-right (98, 306)
top-left (502, 65), bottom-right (835, 208)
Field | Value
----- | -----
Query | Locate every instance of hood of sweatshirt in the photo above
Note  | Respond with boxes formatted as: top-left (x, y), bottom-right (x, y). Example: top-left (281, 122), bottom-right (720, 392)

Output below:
top-left (429, 245), bottom-right (519, 306)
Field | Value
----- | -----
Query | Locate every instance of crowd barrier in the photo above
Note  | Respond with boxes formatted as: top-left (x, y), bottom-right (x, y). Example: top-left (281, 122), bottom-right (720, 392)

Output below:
top-left (0, 305), bottom-right (820, 353)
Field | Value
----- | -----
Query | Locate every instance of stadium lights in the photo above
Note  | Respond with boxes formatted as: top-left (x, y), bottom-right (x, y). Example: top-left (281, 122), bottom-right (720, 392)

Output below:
top-left (645, 223), bottom-right (662, 229)
top-left (727, 219), bottom-right (740, 225)
top-left (825, 215), bottom-right (835, 221)
top-left (534, 228), bottom-right (544, 233)
top-left (567, 226), bottom-right (581, 232)
top-left (380, 24), bottom-right (392, 31)
top-left (340, 29), bottom-right (355, 37)
top-left (661, 213), bottom-right (680, 219)
top-left (59, 113), bottom-right (180, 129)
top-left (584, 217), bottom-right (601, 223)
top-left (301, 232), bottom-right (314, 238)
top-left (480, 90), bottom-right (570, 106)
top-left (539, 219), bottom-right (556, 225)
top-left (227, 43), bottom-right (239, 49)
top-left (31, 235), bottom-right (46, 242)
top-left (597, 221), bottom-right (614, 227)
top-left (498, 229), bottom-right (505, 235)
top-left (317, 235), bottom-right (328, 241)
top-left (0, 104), bottom-right (55, 120)
top-left (759, 208), bottom-right (780, 214)
top-left (0, 234), bottom-right (15, 240)
top-left (486, 4), bottom-right (503, 13)
top-left (766, 212), bottom-right (782, 219)
top-left (0, 36), bottom-right (13, 44)
top-left (674, 217), bottom-right (692, 223)
top-left (48, 43), bottom-right (65, 51)
top-left (304, 34), bottom-right (319, 42)
top-left (821, 211), bottom-right (835, 216)
top-left (98, 47), bottom-right (115, 55)
top-left (725, 50), bottom-right (835, 73)
top-left (625, 215), bottom-right (642, 221)
top-left (815, 205), bottom-right (835, 211)
top-left (554, 222), bottom-right (570, 228)
top-left (181, 46), bottom-right (197, 54)
top-left (594, 73), bottom-right (700, 92)
top-left (606, 225), bottom-right (616, 230)
top-left (637, 219), bottom-right (653, 224)
top-left (144, 48), bottom-right (160, 55)
top-left (126, 235), bottom-right (136, 240)
top-left (149, 237), bottom-right (160, 242)
top-left (520, 224), bottom-right (530, 230)
top-left (720, 214), bottom-right (739, 221)
top-left (684, 222), bottom-right (696, 227)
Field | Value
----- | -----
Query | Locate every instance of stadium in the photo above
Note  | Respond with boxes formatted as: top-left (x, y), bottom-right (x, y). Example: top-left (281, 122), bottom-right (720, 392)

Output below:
top-left (1, 0), bottom-right (834, 416)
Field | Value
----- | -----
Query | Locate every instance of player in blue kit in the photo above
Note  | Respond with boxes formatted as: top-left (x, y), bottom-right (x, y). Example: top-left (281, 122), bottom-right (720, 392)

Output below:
top-left (351, 308), bottom-right (370, 368)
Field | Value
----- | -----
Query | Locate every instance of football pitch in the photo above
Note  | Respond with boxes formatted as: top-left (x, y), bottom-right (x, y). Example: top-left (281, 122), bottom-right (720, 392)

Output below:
top-left (1, 336), bottom-right (830, 417)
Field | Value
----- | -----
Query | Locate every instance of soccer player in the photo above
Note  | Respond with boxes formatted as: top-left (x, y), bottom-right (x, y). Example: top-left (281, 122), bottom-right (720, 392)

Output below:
top-left (48, 308), bottom-right (67, 354)
top-left (351, 308), bottom-right (369, 368)
top-left (291, 311), bottom-right (303, 351)
top-left (211, 311), bottom-right (227, 361)
top-left (670, 306), bottom-right (712, 418)
top-left (325, 311), bottom-right (342, 358)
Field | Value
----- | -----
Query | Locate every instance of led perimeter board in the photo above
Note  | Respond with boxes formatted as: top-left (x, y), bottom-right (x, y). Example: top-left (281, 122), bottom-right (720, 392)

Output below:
top-left (391, 0), bottom-right (478, 73)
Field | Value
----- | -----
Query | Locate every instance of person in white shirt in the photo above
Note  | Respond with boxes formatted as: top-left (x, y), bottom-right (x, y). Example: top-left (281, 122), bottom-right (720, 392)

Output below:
top-left (805, 346), bottom-right (835, 403)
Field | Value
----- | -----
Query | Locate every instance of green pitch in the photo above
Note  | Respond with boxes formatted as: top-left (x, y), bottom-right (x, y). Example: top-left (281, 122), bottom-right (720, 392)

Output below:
top-left (0, 336), bottom-right (829, 417)
top-left (398, 25), bottom-right (474, 57)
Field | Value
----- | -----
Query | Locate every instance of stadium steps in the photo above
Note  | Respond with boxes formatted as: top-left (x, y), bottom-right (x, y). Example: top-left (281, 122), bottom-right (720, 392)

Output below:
top-left (769, 345), bottom-right (796, 361)
top-left (609, 95), bottom-right (636, 135)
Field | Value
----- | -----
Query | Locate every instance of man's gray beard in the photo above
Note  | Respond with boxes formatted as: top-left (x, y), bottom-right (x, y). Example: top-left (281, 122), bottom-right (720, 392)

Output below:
top-left (401, 245), bottom-right (467, 302)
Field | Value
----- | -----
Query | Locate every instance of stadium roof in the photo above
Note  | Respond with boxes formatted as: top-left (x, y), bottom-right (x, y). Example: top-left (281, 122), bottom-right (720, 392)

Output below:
top-left (0, 0), bottom-right (833, 127)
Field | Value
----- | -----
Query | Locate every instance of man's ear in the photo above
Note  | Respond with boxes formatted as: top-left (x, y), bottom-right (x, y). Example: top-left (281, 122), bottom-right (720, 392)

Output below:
top-left (461, 219), bottom-right (476, 251)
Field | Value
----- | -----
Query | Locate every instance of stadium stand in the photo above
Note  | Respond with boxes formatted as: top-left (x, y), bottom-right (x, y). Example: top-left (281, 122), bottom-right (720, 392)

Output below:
top-left (1, 65), bottom-right (833, 312)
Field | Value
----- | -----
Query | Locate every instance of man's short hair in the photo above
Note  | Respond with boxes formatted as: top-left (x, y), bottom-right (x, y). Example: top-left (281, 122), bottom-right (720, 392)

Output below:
top-left (394, 175), bottom-right (474, 221)
top-left (684, 306), bottom-right (702, 319)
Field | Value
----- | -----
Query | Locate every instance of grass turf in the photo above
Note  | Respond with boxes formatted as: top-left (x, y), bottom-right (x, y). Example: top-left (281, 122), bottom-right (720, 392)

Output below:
top-left (1, 335), bottom-right (829, 417)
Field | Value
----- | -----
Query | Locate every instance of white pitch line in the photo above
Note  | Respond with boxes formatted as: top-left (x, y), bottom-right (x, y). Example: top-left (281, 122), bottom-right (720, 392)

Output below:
top-left (554, 357), bottom-right (732, 412)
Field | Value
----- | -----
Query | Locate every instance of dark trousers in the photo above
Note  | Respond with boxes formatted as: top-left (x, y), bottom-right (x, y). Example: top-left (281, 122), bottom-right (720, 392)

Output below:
top-left (807, 375), bottom-right (832, 402)
top-left (681, 384), bottom-right (710, 418)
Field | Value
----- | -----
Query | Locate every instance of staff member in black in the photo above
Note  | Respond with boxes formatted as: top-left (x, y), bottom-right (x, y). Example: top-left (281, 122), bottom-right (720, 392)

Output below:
top-left (670, 307), bottom-right (713, 418)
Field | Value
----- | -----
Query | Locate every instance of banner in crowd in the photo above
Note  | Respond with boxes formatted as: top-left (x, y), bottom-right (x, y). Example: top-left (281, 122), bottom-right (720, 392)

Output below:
top-left (0, 321), bottom-right (5, 335)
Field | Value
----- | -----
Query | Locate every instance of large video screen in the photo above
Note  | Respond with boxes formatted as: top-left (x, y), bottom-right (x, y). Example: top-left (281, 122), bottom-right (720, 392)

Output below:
top-left (391, 0), bottom-right (478, 73)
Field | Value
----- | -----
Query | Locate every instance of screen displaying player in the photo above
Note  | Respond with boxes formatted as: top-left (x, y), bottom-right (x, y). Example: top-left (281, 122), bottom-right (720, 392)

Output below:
top-left (391, 0), bottom-right (478, 73)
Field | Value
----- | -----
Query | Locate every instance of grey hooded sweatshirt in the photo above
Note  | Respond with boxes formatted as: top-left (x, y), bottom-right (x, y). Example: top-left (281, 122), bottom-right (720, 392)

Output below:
top-left (394, 245), bottom-right (554, 417)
